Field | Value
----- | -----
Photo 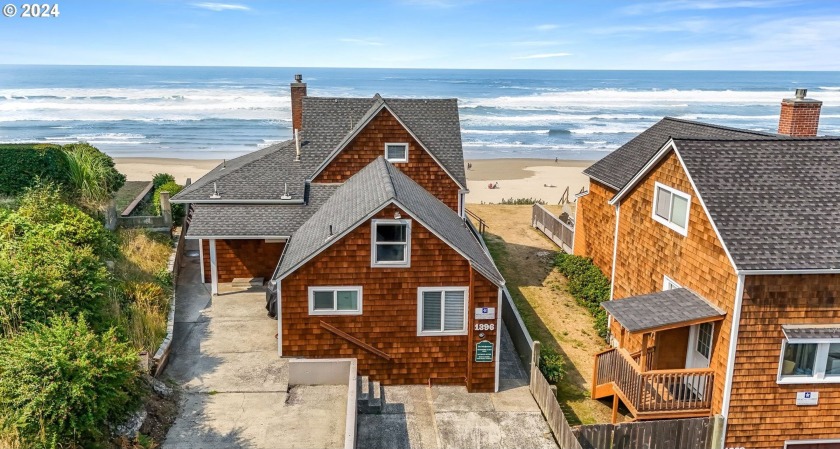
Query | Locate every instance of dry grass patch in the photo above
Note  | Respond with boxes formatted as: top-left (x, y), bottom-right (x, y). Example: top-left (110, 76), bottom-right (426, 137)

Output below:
top-left (111, 229), bottom-right (173, 354)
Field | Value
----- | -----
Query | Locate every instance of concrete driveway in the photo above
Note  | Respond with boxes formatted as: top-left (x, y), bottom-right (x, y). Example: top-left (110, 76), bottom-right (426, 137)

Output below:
top-left (357, 328), bottom-right (559, 449)
top-left (162, 244), bottom-right (346, 449)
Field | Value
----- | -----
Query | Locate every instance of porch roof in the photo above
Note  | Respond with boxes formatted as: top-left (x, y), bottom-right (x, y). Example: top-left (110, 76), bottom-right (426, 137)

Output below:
top-left (602, 288), bottom-right (725, 334)
top-left (783, 324), bottom-right (840, 342)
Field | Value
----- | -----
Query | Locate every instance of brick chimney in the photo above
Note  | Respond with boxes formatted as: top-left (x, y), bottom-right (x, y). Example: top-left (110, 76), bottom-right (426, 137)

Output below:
top-left (290, 74), bottom-right (307, 131)
top-left (778, 88), bottom-right (822, 137)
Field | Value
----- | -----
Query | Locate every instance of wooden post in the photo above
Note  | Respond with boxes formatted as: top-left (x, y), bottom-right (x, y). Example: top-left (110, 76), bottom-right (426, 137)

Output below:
top-left (639, 332), bottom-right (649, 372)
top-left (209, 238), bottom-right (218, 296)
top-left (159, 191), bottom-right (172, 227)
top-left (619, 327), bottom-right (626, 348)
top-left (611, 394), bottom-right (620, 424)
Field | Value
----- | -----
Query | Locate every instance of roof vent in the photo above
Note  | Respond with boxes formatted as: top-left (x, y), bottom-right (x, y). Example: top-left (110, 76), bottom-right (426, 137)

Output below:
top-left (281, 182), bottom-right (292, 200)
top-left (210, 182), bottom-right (221, 199)
top-left (795, 88), bottom-right (807, 100)
top-left (221, 159), bottom-right (226, 170)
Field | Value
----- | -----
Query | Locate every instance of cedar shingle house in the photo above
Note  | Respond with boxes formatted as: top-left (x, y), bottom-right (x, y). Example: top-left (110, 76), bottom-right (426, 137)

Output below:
top-left (574, 89), bottom-right (840, 448)
top-left (171, 76), bottom-right (505, 392)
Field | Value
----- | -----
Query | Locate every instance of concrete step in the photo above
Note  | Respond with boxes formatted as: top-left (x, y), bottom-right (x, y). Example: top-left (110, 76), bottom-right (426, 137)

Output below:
top-left (231, 277), bottom-right (264, 288)
top-left (357, 376), bottom-right (384, 414)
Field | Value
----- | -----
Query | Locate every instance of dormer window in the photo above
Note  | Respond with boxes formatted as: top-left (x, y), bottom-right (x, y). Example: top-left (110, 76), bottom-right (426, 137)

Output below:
top-left (385, 143), bottom-right (409, 163)
top-left (652, 182), bottom-right (690, 236)
top-left (371, 219), bottom-right (411, 267)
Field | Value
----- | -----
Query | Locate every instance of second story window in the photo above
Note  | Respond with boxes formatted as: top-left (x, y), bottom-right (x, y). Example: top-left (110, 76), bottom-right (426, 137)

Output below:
top-left (778, 326), bottom-right (840, 384)
top-left (371, 219), bottom-right (411, 267)
top-left (385, 143), bottom-right (409, 162)
top-left (652, 182), bottom-right (691, 236)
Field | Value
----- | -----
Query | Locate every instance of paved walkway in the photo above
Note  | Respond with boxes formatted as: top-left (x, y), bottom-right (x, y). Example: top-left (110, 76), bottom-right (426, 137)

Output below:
top-left (357, 328), bottom-right (558, 449)
top-left (162, 241), bottom-right (346, 449)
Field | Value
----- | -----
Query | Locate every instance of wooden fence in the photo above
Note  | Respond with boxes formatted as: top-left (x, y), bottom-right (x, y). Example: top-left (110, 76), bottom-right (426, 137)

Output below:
top-left (573, 416), bottom-right (720, 449)
top-left (533, 203), bottom-right (574, 253)
top-left (530, 341), bottom-right (584, 449)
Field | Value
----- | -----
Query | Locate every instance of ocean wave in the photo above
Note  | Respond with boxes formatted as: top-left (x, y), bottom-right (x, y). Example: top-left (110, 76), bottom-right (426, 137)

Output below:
top-left (42, 132), bottom-right (149, 145)
top-left (463, 140), bottom-right (618, 151)
top-left (461, 129), bottom-right (550, 135)
top-left (459, 88), bottom-right (840, 110)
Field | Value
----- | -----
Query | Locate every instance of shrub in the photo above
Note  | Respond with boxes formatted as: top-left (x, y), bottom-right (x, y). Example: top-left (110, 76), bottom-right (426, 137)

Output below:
top-left (0, 315), bottom-right (141, 448)
top-left (555, 252), bottom-right (610, 340)
top-left (152, 181), bottom-right (184, 224)
top-left (539, 348), bottom-right (565, 384)
top-left (0, 144), bottom-right (71, 196)
top-left (152, 173), bottom-right (175, 190)
top-left (63, 143), bottom-right (126, 205)
top-left (500, 197), bottom-right (546, 205)
top-left (0, 230), bottom-right (109, 335)
top-left (11, 185), bottom-right (118, 258)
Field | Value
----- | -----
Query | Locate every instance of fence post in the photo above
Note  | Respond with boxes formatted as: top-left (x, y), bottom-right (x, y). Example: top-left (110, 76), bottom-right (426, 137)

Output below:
top-left (159, 191), bottom-right (172, 228)
top-left (708, 415), bottom-right (726, 449)
top-left (103, 198), bottom-right (118, 231)
top-left (531, 340), bottom-right (541, 377)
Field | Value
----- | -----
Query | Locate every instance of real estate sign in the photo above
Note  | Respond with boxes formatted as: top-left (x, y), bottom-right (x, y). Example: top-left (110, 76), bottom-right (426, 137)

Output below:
top-left (475, 340), bottom-right (493, 362)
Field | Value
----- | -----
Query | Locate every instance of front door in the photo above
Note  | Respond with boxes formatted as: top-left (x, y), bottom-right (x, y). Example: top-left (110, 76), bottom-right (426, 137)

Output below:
top-left (684, 322), bottom-right (713, 398)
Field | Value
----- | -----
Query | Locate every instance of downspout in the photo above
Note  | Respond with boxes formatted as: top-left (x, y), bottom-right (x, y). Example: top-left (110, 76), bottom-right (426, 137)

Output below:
top-left (608, 202), bottom-right (620, 345)
top-left (720, 273), bottom-right (745, 447)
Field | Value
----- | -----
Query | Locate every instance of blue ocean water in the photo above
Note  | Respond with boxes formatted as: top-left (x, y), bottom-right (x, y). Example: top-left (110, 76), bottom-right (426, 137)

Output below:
top-left (1, 65), bottom-right (839, 160)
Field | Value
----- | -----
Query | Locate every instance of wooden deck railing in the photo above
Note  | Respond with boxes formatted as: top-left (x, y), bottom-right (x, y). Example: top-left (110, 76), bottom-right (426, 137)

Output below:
top-left (532, 203), bottom-right (574, 253)
top-left (594, 347), bottom-right (713, 417)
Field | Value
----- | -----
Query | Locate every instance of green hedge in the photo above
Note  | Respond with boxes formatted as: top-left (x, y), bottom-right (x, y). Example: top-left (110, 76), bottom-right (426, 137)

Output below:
top-left (0, 144), bottom-right (71, 196)
top-left (555, 253), bottom-right (610, 340)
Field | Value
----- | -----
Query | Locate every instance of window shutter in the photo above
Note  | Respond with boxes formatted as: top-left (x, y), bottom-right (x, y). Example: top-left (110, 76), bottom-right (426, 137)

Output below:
top-left (443, 290), bottom-right (465, 331)
top-left (423, 291), bottom-right (442, 332)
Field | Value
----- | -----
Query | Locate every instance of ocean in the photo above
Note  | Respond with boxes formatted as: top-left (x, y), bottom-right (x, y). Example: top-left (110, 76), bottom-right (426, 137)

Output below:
top-left (1, 65), bottom-right (839, 160)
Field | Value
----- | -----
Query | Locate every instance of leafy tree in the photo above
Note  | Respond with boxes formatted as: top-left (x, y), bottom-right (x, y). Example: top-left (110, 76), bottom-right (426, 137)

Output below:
top-left (152, 181), bottom-right (185, 224)
top-left (152, 173), bottom-right (175, 190)
top-left (0, 315), bottom-right (141, 448)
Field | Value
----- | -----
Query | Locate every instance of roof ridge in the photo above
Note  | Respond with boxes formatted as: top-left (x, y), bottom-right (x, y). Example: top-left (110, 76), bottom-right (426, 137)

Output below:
top-left (173, 140), bottom-right (294, 199)
top-left (673, 136), bottom-right (840, 142)
top-left (379, 157), bottom-right (397, 199)
top-left (662, 116), bottom-right (780, 137)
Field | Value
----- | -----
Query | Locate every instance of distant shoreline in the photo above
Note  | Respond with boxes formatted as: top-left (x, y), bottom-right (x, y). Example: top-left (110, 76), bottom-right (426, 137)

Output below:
top-left (113, 156), bottom-right (592, 204)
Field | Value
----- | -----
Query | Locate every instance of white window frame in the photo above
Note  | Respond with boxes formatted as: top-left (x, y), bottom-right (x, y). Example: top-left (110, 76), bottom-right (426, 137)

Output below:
top-left (308, 286), bottom-right (363, 316)
top-left (785, 439), bottom-right (840, 448)
top-left (384, 142), bottom-right (409, 163)
top-left (777, 338), bottom-right (840, 384)
top-left (652, 181), bottom-right (691, 236)
top-left (417, 287), bottom-right (468, 336)
top-left (371, 219), bottom-right (411, 268)
top-left (663, 275), bottom-right (681, 291)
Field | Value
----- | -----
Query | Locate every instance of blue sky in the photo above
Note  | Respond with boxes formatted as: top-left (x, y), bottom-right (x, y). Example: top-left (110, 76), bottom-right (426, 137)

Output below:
top-left (1, 0), bottom-right (839, 69)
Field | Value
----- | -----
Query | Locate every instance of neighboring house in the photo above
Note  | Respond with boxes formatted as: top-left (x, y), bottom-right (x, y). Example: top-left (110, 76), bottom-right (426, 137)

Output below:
top-left (575, 89), bottom-right (840, 449)
top-left (171, 76), bottom-right (505, 392)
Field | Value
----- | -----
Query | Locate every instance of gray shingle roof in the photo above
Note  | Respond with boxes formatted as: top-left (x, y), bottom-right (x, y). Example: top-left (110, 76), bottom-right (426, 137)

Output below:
top-left (674, 138), bottom-right (840, 271)
top-left (602, 288), bottom-right (725, 334)
top-left (275, 157), bottom-right (502, 285)
top-left (299, 96), bottom-right (467, 187)
top-left (584, 117), bottom-right (779, 190)
top-left (783, 325), bottom-right (840, 341)
top-left (172, 140), bottom-right (307, 202)
top-left (184, 184), bottom-right (338, 238)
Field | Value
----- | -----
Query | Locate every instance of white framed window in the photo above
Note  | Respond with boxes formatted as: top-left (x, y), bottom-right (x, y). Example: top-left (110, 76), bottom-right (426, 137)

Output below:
top-left (652, 181), bottom-right (691, 236)
top-left (371, 219), bottom-right (411, 267)
top-left (417, 287), bottom-right (468, 336)
top-left (696, 322), bottom-right (713, 359)
top-left (663, 275), bottom-right (681, 291)
top-left (385, 143), bottom-right (408, 162)
top-left (308, 286), bottom-right (362, 315)
top-left (778, 339), bottom-right (840, 384)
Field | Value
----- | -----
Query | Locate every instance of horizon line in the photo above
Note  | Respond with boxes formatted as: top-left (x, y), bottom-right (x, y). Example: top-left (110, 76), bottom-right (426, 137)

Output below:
top-left (0, 63), bottom-right (838, 73)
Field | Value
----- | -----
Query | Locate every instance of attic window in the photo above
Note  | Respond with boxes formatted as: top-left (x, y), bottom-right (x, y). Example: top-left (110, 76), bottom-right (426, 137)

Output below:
top-left (371, 219), bottom-right (411, 267)
top-left (652, 182), bottom-right (690, 236)
top-left (385, 143), bottom-right (408, 163)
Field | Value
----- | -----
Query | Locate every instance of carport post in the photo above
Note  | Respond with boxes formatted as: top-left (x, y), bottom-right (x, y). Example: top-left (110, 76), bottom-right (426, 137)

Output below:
top-left (209, 238), bottom-right (219, 296)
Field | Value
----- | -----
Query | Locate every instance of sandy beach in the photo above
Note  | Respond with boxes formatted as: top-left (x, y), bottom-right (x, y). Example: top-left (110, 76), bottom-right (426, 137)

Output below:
top-left (114, 156), bottom-right (592, 204)
top-left (114, 158), bottom-right (222, 185)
